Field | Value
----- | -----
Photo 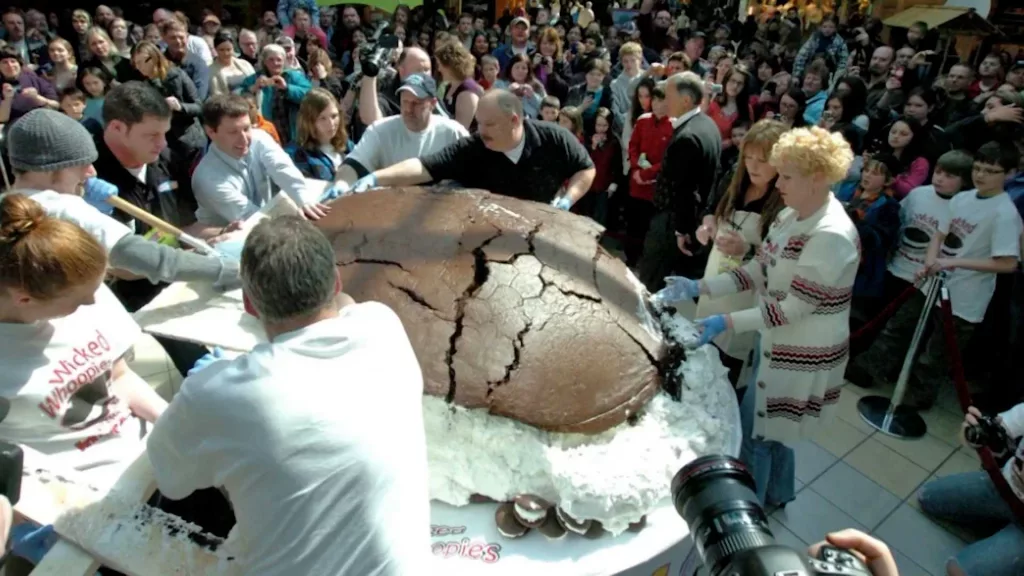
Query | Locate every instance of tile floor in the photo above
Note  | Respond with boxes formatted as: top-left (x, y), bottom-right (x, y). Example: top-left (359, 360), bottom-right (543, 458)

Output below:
top-left (129, 330), bottom-right (979, 576)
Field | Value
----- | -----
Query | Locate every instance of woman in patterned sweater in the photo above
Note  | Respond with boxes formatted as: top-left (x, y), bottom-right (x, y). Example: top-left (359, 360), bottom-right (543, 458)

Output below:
top-left (654, 127), bottom-right (859, 508)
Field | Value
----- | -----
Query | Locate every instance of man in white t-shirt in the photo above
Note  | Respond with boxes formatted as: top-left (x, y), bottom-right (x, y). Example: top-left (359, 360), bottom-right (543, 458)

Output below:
top-left (846, 150), bottom-right (975, 389)
top-left (907, 142), bottom-right (1023, 410)
top-left (337, 73), bottom-right (468, 189)
top-left (147, 216), bottom-right (430, 576)
top-left (192, 94), bottom-right (329, 226)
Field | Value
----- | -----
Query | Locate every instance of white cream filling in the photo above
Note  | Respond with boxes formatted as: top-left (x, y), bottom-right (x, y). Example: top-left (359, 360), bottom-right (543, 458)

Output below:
top-left (425, 312), bottom-right (737, 535)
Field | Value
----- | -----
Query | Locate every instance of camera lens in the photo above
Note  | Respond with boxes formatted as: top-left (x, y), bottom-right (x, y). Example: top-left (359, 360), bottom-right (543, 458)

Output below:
top-left (671, 455), bottom-right (776, 575)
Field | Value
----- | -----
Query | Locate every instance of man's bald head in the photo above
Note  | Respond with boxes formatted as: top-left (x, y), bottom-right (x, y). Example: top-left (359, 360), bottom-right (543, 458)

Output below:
top-left (477, 90), bottom-right (524, 152)
top-left (398, 47), bottom-right (431, 80)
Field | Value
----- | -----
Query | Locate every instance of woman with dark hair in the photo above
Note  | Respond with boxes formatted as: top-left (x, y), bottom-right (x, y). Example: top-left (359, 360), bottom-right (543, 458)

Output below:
top-left (534, 26), bottom-right (573, 103)
top-left (0, 47), bottom-right (59, 125)
top-left (695, 120), bottom-right (789, 386)
top-left (771, 87), bottom-right (807, 128)
top-left (822, 91), bottom-right (867, 153)
top-left (565, 58), bottom-right (614, 135)
top-left (707, 66), bottom-right (754, 151)
top-left (470, 31), bottom-right (490, 63)
top-left (834, 75), bottom-right (869, 131)
top-left (625, 82), bottom-right (673, 266)
top-left (871, 115), bottom-right (930, 199)
top-left (130, 41), bottom-right (205, 158)
top-left (209, 31), bottom-right (256, 96)
top-left (78, 26), bottom-right (135, 85)
top-left (494, 53), bottom-right (546, 119)
top-left (902, 86), bottom-right (951, 164)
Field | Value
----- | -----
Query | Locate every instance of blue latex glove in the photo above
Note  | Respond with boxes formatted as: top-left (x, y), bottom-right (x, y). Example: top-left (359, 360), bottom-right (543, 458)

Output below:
top-left (83, 177), bottom-right (118, 215)
top-left (694, 315), bottom-right (728, 347)
top-left (11, 524), bottom-right (58, 564)
top-left (651, 276), bottom-right (701, 306)
top-left (551, 196), bottom-right (572, 211)
top-left (351, 174), bottom-right (378, 194)
top-left (188, 347), bottom-right (225, 377)
top-left (320, 181), bottom-right (352, 202)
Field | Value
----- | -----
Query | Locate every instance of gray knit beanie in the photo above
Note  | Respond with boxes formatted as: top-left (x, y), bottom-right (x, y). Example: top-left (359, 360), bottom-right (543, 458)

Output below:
top-left (8, 109), bottom-right (99, 173)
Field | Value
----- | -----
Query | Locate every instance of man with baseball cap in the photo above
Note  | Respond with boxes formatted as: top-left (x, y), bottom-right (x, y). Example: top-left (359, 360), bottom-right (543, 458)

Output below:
top-left (493, 16), bottom-right (535, 71)
top-left (339, 73), bottom-right (468, 190)
top-left (4, 108), bottom-right (239, 374)
top-left (1008, 60), bottom-right (1024, 93)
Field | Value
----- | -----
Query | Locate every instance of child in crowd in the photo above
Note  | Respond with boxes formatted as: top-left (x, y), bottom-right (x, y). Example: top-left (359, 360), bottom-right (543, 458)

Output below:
top-left (558, 105), bottom-right (584, 144)
top-left (846, 150), bottom-right (975, 388)
top-left (243, 92), bottom-right (282, 144)
top-left (479, 55), bottom-right (500, 90)
top-left (77, 67), bottom-right (111, 127)
top-left (58, 86), bottom-right (102, 133)
top-left (903, 143), bottom-right (1021, 410)
top-left (540, 95), bottom-right (561, 122)
top-left (845, 154), bottom-right (902, 331)
top-left (719, 120), bottom-right (750, 174)
top-left (576, 107), bottom-right (620, 224)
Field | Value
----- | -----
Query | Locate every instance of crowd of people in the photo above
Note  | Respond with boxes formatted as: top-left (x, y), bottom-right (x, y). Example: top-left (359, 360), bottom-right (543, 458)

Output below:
top-left (0, 1), bottom-right (1023, 575)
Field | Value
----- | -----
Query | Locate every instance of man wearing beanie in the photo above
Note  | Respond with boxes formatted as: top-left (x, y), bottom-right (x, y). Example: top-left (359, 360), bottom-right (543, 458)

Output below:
top-left (5, 107), bottom-right (240, 376)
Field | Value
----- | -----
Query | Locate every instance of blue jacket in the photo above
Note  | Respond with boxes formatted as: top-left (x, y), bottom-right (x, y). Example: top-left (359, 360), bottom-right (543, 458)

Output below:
top-left (285, 141), bottom-right (354, 181)
top-left (239, 70), bottom-right (311, 142)
top-left (850, 191), bottom-right (901, 298)
top-left (804, 90), bottom-right (828, 126)
top-left (492, 43), bottom-right (535, 73)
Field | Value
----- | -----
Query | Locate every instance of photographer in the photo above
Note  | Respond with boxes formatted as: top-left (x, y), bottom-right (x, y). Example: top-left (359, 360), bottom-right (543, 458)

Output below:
top-left (918, 404), bottom-right (1024, 576)
top-left (356, 45), bottom-right (431, 130)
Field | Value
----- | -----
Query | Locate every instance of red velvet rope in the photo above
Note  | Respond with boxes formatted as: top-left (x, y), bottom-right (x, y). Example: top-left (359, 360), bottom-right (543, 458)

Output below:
top-left (850, 282), bottom-right (921, 342)
top-left (939, 289), bottom-right (1024, 523)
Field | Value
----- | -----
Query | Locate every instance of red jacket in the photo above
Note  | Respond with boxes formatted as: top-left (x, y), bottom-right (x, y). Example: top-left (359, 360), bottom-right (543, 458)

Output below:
top-left (628, 112), bottom-right (674, 202)
top-left (588, 134), bottom-right (621, 194)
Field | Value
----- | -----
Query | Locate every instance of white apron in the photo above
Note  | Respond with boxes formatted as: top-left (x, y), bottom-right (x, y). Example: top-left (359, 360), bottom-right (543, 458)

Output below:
top-left (696, 209), bottom-right (763, 359)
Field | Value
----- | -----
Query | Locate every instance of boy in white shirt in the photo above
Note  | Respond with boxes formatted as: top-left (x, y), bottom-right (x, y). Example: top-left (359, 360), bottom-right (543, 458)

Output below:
top-left (907, 142), bottom-right (1023, 410)
top-left (846, 150), bottom-right (974, 389)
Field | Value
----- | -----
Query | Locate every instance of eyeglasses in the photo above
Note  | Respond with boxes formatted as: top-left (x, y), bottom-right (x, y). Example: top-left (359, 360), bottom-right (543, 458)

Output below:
top-left (972, 165), bottom-right (1006, 175)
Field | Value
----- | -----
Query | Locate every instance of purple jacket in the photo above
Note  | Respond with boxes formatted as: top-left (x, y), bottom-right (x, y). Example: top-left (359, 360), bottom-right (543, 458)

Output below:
top-left (1, 71), bottom-right (57, 124)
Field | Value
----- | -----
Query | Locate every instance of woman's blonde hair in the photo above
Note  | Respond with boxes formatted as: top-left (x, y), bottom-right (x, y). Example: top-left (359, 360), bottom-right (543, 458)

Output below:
top-left (0, 194), bottom-right (107, 301)
top-left (434, 41), bottom-right (476, 81)
top-left (296, 88), bottom-right (348, 152)
top-left (131, 41), bottom-right (171, 81)
top-left (85, 26), bottom-right (114, 56)
top-left (538, 27), bottom-right (563, 61)
top-left (48, 38), bottom-right (77, 66)
top-left (769, 126), bottom-right (853, 184)
top-left (715, 119), bottom-right (787, 239)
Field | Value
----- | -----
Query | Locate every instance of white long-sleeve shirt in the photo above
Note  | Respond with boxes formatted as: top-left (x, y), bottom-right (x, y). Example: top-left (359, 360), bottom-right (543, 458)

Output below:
top-left (192, 128), bottom-right (319, 226)
top-left (147, 302), bottom-right (430, 576)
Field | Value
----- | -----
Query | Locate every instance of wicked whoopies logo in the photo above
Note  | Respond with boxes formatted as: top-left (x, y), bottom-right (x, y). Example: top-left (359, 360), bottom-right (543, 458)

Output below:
top-left (431, 525), bottom-right (502, 563)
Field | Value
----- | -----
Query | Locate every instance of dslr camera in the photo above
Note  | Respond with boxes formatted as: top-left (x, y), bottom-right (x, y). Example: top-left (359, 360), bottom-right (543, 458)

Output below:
top-left (965, 414), bottom-right (1017, 459)
top-left (673, 455), bottom-right (872, 576)
top-left (359, 33), bottom-right (401, 78)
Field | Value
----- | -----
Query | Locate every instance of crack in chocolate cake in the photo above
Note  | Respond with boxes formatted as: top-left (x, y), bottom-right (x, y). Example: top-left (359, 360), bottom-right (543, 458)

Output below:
top-left (315, 188), bottom-right (734, 537)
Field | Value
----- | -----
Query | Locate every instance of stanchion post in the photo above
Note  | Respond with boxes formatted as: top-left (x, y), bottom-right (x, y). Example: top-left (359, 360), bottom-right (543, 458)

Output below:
top-left (856, 274), bottom-right (944, 439)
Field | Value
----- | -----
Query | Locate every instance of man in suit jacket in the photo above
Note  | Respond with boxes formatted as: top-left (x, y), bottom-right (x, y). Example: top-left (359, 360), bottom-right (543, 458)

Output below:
top-left (638, 71), bottom-right (722, 292)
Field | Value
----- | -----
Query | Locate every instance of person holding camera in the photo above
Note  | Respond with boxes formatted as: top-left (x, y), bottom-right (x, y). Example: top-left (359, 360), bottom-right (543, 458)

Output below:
top-left (918, 404), bottom-right (1023, 576)
top-left (356, 45), bottom-right (431, 130)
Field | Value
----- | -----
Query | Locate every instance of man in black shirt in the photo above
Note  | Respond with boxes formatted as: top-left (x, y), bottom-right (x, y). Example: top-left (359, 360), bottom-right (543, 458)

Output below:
top-left (354, 90), bottom-right (595, 206)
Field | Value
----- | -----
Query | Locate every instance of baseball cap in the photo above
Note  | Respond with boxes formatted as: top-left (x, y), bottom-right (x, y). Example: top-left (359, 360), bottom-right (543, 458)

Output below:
top-left (618, 21), bottom-right (639, 36)
top-left (397, 73), bottom-right (437, 99)
top-left (511, 16), bottom-right (530, 28)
